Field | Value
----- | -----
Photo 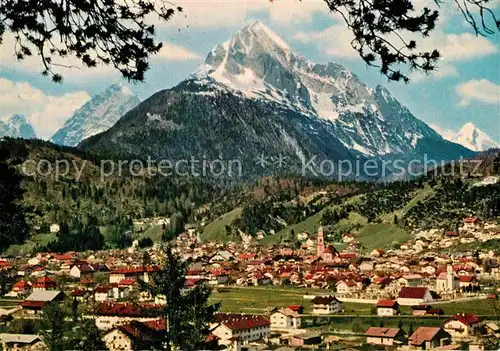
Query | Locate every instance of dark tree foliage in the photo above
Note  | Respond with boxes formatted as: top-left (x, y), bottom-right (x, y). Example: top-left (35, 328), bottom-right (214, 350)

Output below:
top-left (324, 0), bottom-right (499, 81)
top-left (0, 141), bottom-right (29, 252)
top-left (1, 0), bottom-right (498, 82)
top-left (0, 0), bottom-right (181, 82)
top-left (139, 244), bottom-right (220, 351)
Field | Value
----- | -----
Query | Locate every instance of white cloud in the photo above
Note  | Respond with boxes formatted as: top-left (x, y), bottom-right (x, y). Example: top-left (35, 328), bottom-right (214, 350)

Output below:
top-left (0, 78), bottom-right (90, 138)
top-left (420, 33), bottom-right (498, 62)
top-left (294, 24), bottom-right (358, 59)
top-left (155, 43), bottom-right (202, 61)
top-left (456, 79), bottom-right (500, 106)
top-left (0, 33), bottom-right (117, 83)
top-left (160, 0), bottom-right (327, 28)
top-left (410, 64), bottom-right (459, 82)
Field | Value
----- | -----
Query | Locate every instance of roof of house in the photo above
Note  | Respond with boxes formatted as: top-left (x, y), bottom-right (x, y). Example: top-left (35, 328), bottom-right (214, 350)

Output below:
top-left (12, 280), bottom-right (31, 289)
top-left (94, 286), bottom-right (113, 293)
top-left (409, 327), bottom-right (445, 345)
top-left (273, 308), bottom-right (301, 318)
top-left (35, 276), bottom-right (55, 284)
top-left (74, 264), bottom-right (94, 273)
top-left (118, 278), bottom-right (136, 286)
top-left (71, 289), bottom-right (87, 297)
top-left (444, 313), bottom-right (481, 326)
top-left (365, 327), bottom-right (401, 338)
top-left (398, 287), bottom-right (429, 299)
top-left (376, 300), bottom-right (399, 308)
top-left (25, 290), bottom-right (63, 302)
top-left (311, 295), bottom-right (340, 305)
top-left (291, 332), bottom-right (321, 340)
top-left (214, 313), bottom-right (270, 331)
top-left (20, 300), bottom-right (47, 309)
top-left (110, 266), bottom-right (159, 274)
top-left (114, 319), bottom-right (165, 343)
top-left (0, 334), bottom-right (41, 344)
top-left (97, 302), bottom-right (163, 317)
top-left (287, 305), bottom-right (303, 312)
top-left (459, 275), bottom-right (476, 283)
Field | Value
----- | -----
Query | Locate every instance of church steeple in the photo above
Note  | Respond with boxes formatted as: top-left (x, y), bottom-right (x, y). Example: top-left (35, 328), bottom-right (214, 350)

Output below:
top-left (317, 226), bottom-right (325, 258)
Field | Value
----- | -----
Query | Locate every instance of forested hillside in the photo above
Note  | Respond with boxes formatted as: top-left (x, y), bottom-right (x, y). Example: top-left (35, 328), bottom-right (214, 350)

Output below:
top-left (2, 138), bottom-right (229, 253)
top-left (1, 138), bottom-right (499, 254)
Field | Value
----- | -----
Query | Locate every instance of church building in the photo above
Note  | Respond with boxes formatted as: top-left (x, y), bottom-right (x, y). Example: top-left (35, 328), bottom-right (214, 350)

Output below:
top-left (317, 227), bottom-right (339, 262)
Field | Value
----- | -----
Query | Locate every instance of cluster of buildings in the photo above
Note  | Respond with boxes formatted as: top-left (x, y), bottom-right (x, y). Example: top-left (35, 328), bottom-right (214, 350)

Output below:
top-left (0, 216), bottom-right (498, 349)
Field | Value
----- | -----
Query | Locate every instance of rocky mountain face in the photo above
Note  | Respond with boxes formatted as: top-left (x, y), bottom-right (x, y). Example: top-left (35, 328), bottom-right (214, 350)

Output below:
top-left (51, 84), bottom-right (140, 146)
top-left (0, 114), bottom-right (37, 139)
top-left (448, 122), bottom-right (499, 152)
top-left (80, 22), bottom-right (474, 178)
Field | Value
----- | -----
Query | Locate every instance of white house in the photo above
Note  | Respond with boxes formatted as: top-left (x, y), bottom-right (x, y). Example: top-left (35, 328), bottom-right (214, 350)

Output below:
top-left (310, 296), bottom-right (342, 314)
top-left (69, 264), bottom-right (94, 279)
top-left (49, 224), bottom-right (60, 233)
top-left (270, 308), bottom-right (301, 330)
top-left (336, 280), bottom-right (359, 295)
top-left (442, 313), bottom-right (482, 339)
top-left (397, 287), bottom-right (433, 306)
top-left (376, 300), bottom-right (399, 316)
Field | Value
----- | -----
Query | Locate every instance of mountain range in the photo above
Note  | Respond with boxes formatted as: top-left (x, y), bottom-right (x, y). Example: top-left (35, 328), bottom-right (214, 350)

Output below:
top-left (50, 83), bottom-right (140, 146)
top-left (0, 114), bottom-right (37, 139)
top-left (80, 22), bottom-right (476, 178)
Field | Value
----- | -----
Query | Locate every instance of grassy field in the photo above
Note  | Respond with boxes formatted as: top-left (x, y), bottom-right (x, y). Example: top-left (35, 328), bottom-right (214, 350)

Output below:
top-left (379, 186), bottom-right (434, 224)
top-left (138, 224), bottom-right (165, 242)
top-left (357, 223), bottom-right (411, 252)
top-left (332, 212), bottom-right (368, 234)
top-left (5, 232), bottom-right (57, 256)
top-left (209, 287), bottom-right (499, 320)
top-left (437, 299), bottom-right (497, 316)
top-left (209, 286), bottom-right (326, 313)
top-left (201, 207), bottom-right (242, 242)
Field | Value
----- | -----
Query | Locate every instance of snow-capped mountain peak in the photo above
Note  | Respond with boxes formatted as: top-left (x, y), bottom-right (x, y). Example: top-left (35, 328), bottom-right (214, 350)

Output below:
top-left (0, 114), bottom-right (37, 139)
top-left (450, 122), bottom-right (499, 151)
top-left (51, 83), bottom-right (140, 146)
top-left (190, 23), bottom-right (444, 157)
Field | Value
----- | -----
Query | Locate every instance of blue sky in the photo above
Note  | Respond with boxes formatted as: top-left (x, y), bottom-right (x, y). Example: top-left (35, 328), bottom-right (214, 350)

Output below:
top-left (0, 0), bottom-right (498, 140)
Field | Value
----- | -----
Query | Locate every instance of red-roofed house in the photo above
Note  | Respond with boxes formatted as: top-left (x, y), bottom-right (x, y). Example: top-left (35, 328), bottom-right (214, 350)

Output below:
top-left (211, 313), bottom-right (270, 347)
top-left (365, 327), bottom-right (406, 346)
top-left (397, 287), bottom-right (433, 306)
top-left (9, 280), bottom-right (32, 297)
top-left (458, 275), bottom-right (478, 289)
top-left (442, 313), bottom-right (482, 338)
top-left (409, 327), bottom-right (451, 349)
top-left (102, 319), bottom-right (165, 351)
top-left (33, 276), bottom-right (57, 291)
top-left (376, 300), bottom-right (400, 316)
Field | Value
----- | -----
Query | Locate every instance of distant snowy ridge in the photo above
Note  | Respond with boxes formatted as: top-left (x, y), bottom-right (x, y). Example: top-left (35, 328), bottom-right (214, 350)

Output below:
top-left (0, 114), bottom-right (37, 139)
top-left (51, 83), bottom-right (140, 146)
top-left (449, 123), bottom-right (499, 151)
